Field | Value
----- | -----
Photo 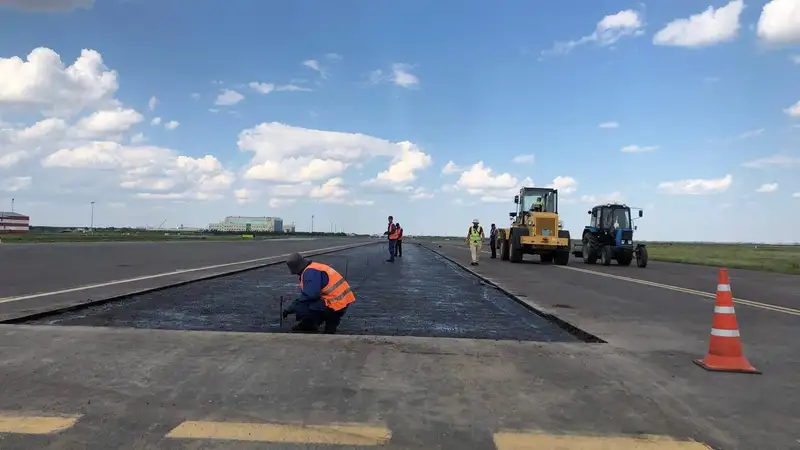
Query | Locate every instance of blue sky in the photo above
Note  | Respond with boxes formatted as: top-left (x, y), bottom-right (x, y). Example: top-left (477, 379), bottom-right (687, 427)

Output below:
top-left (0, 0), bottom-right (799, 242)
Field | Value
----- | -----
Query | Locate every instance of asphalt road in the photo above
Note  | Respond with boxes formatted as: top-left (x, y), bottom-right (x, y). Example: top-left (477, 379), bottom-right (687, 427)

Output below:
top-left (28, 244), bottom-right (576, 342)
top-left (0, 237), bottom-right (373, 321)
top-left (0, 239), bottom-right (796, 449)
top-left (425, 241), bottom-right (800, 450)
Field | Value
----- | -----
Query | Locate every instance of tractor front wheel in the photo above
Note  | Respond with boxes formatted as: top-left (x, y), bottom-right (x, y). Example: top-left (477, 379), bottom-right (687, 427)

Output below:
top-left (636, 246), bottom-right (648, 268)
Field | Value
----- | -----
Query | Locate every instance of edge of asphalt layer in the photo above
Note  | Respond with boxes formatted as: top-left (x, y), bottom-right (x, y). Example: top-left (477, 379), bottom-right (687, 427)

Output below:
top-left (2, 241), bottom-right (380, 325)
top-left (417, 242), bottom-right (607, 344)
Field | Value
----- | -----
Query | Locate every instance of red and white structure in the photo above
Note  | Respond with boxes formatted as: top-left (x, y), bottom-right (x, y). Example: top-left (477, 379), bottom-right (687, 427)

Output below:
top-left (0, 212), bottom-right (30, 233)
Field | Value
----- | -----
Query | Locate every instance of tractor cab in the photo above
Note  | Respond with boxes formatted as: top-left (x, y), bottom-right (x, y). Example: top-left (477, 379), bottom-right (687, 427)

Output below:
top-left (590, 204), bottom-right (639, 235)
top-left (573, 203), bottom-right (648, 267)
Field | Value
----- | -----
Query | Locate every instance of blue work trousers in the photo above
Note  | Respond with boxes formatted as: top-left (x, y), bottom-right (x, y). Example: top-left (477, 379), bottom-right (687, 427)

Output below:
top-left (387, 239), bottom-right (397, 260)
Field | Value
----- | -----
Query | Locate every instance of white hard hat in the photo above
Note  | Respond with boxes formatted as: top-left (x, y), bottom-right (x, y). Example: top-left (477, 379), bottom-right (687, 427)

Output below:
top-left (472, 218), bottom-right (479, 223)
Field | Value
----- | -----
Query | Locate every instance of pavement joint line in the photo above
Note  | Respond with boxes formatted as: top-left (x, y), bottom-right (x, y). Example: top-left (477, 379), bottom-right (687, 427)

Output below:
top-left (492, 430), bottom-right (713, 449)
top-left (418, 243), bottom-right (606, 343)
top-left (0, 413), bottom-right (82, 435)
top-left (165, 421), bottom-right (392, 445)
top-left (0, 242), bottom-right (372, 305)
top-left (437, 242), bottom-right (800, 317)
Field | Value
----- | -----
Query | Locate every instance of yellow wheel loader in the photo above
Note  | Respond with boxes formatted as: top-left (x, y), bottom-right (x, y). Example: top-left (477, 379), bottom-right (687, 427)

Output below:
top-left (496, 187), bottom-right (571, 264)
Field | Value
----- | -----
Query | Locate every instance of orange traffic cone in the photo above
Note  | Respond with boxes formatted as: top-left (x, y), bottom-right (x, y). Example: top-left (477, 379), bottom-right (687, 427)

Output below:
top-left (694, 268), bottom-right (761, 374)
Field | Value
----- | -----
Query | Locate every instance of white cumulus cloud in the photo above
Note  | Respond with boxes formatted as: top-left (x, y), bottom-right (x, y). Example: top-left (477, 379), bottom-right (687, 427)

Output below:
top-left (653, 0), bottom-right (745, 48)
top-left (442, 161), bottom-right (463, 175)
top-left (215, 89), bottom-right (244, 106)
top-left (0, 47), bottom-right (119, 117)
top-left (543, 9), bottom-right (645, 56)
top-left (756, 182), bottom-right (778, 193)
top-left (757, 0), bottom-right (800, 45)
top-left (657, 174), bottom-right (733, 195)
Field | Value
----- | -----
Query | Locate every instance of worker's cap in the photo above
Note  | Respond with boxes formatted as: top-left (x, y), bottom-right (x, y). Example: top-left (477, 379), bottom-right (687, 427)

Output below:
top-left (286, 252), bottom-right (309, 275)
top-left (472, 219), bottom-right (479, 223)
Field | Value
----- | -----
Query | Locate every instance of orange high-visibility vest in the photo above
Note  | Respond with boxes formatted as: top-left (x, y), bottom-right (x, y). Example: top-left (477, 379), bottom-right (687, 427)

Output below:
top-left (397, 226), bottom-right (404, 240)
top-left (388, 223), bottom-right (400, 240)
top-left (300, 262), bottom-right (356, 311)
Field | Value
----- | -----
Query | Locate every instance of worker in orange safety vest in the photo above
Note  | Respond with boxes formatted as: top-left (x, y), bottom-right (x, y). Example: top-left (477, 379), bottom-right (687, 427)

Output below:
top-left (282, 252), bottom-right (356, 333)
top-left (383, 215), bottom-right (400, 262)
top-left (395, 222), bottom-right (404, 257)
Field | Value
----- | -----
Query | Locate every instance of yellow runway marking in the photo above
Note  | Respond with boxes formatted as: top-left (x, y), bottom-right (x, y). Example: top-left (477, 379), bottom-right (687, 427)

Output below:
top-left (0, 414), bottom-right (81, 435)
top-left (166, 421), bottom-right (392, 445)
top-left (493, 431), bottom-right (712, 449)
top-left (439, 242), bottom-right (800, 317)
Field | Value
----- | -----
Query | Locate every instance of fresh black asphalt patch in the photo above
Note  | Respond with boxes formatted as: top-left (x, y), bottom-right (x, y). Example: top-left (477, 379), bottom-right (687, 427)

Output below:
top-left (22, 244), bottom-right (578, 342)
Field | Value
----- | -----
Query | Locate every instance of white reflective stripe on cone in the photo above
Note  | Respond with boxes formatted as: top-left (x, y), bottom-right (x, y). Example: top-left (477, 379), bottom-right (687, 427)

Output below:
top-left (717, 284), bottom-right (731, 292)
top-left (711, 328), bottom-right (740, 337)
top-left (714, 306), bottom-right (736, 314)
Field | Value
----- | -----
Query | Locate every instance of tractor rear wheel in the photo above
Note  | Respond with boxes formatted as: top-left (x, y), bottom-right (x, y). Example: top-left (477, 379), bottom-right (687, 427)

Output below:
top-left (601, 245), bottom-right (613, 266)
top-left (582, 234), bottom-right (598, 264)
top-left (500, 237), bottom-right (510, 261)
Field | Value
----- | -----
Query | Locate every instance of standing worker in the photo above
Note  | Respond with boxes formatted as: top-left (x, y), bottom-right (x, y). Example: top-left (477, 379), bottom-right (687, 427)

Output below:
top-left (489, 223), bottom-right (498, 259)
top-left (383, 215), bottom-right (400, 262)
top-left (466, 219), bottom-right (485, 266)
top-left (395, 222), bottom-right (404, 257)
top-left (282, 252), bottom-right (355, 334)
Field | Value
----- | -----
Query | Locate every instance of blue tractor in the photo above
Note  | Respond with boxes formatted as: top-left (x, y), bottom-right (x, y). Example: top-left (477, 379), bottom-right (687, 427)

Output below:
top-left (571, 203), bottom-right (648, 267)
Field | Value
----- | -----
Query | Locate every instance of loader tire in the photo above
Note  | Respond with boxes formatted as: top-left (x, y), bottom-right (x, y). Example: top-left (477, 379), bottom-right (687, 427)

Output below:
top-left (510, 228), bottom-right (524, 263)
top-left (554, 249), bottom-right (570, 266)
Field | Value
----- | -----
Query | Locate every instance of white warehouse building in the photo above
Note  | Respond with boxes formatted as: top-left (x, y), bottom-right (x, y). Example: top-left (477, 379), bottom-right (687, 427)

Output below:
top-left (208, 216), bottom-right (283, 233)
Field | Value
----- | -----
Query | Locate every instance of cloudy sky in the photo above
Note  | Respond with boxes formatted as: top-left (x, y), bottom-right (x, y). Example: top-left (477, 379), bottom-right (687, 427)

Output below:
top-left (0, 0), bottom-right (798, 242)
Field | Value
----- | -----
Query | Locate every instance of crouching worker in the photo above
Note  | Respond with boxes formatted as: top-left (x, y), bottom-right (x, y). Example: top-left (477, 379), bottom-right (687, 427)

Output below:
top-left (282, 252), bottom-right (355, 334)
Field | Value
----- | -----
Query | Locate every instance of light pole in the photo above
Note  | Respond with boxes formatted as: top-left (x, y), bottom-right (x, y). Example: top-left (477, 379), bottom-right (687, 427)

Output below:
top-left (11, 198), bottom-right (14, 213)
top-left (90, 201), bottom-right (95, 233)
top-left (311, 215), bottom-right (314, 233)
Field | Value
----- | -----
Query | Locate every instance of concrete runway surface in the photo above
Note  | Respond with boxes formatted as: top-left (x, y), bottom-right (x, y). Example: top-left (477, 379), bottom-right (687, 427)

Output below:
top-left (0, 238), bottom-right (796, 449)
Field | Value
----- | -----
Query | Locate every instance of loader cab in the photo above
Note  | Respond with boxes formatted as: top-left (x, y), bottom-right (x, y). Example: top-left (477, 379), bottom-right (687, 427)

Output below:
top-left (513, 187), bottom-right (558, 216)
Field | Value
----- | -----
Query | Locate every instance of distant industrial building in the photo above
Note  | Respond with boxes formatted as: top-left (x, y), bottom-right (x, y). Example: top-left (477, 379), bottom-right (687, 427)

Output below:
top-left (283, 223), bottom-right (296, 233)
top-left (0, 212), bottom-right (30, 233)
top-left (208, 216), bottom-right (283, 233)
